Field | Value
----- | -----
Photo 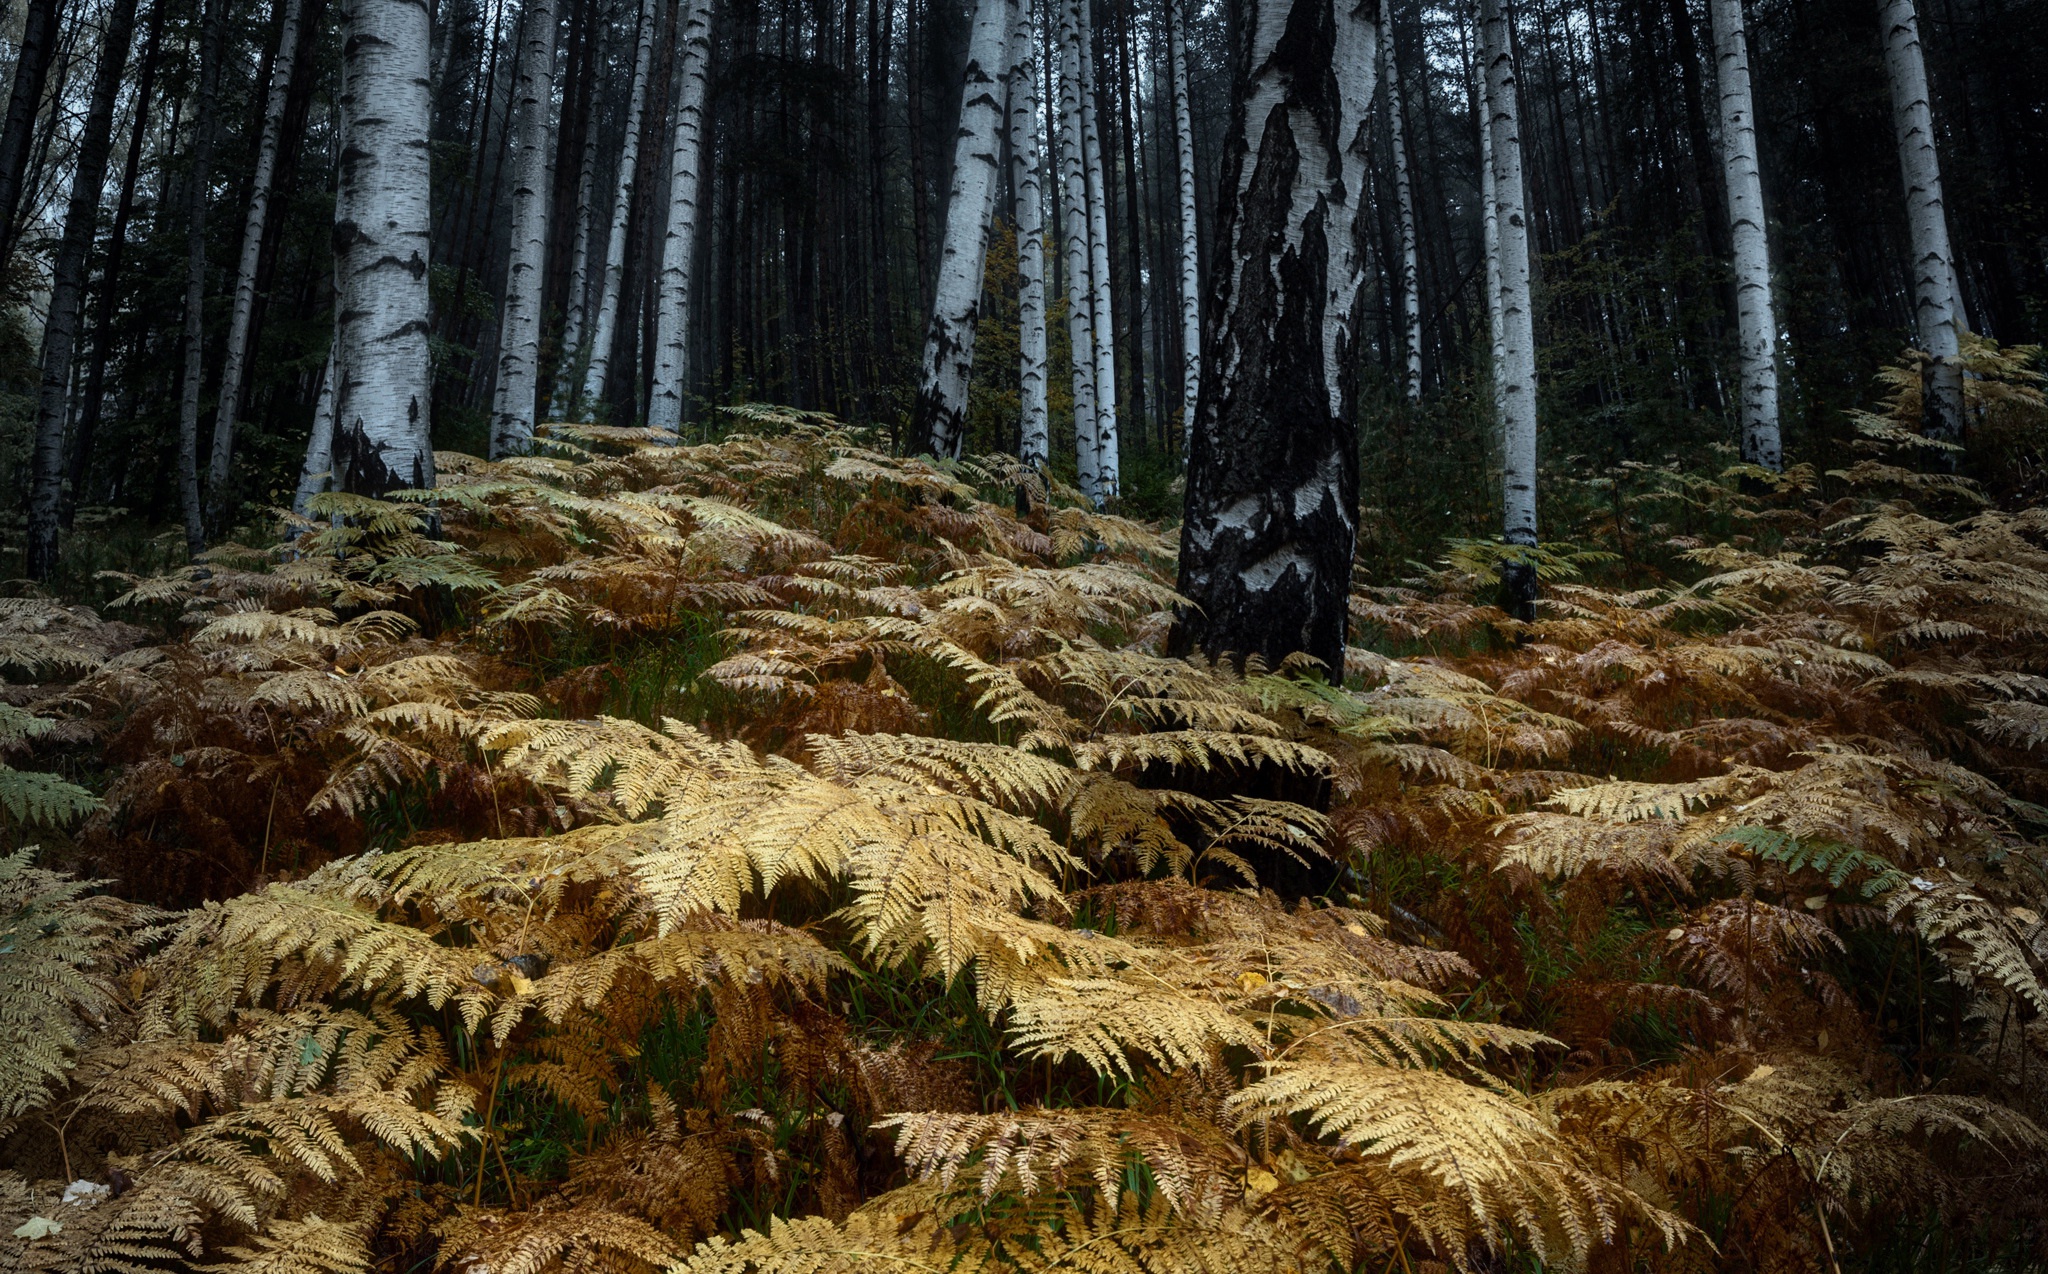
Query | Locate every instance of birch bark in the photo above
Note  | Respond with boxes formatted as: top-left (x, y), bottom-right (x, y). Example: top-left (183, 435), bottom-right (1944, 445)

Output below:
top-left (1010, 0), bottom-right (1049, 469)
top-left (1382, 0), bottom-right (1422, 401)
top-left (580, 0), bottom-right (656, 416)
top-left (1167, 0), bottom-right (1199, 447)
top-left (294, 348), bottom-right (338, 517)
top-left (1168, 0), bottom-right (1379, 676)
top-left (1055, 0), bottom-right (1101, 498)
top-left (912, 0), bottom-right (1017, 457)
top-left (23, 0), bottom-right (137, 580)
top-left (489, 0), bottom-right (562, 457)
top-left (1076, 0), bottom-right (1117, 495)
top-left (1708, 0), bottom-right (1781, 469)
top-left (1476, 56), bottom-right (1505, 435)
top-left (177, 0), bottom-right (227, 558)
top-left (205, 0), bottom-right (306, 523)
top-left (1879, 0), bottom-right (1965, 441)
top-left (647, 0), bottom-right (716, 435)
top-left (1481, 0), bottom-right (1539, 619)
top-left (331, 0), bottom-right (436, 497)
top-left (550, 104), bottom-right (600, 419)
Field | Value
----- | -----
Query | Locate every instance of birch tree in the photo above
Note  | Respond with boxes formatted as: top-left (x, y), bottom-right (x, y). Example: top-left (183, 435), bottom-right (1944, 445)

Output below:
top-left (206, 0), bottom-right (307, 526)
top-left (23, 0), bottom-right (138, 581)
top-left (647, 0), bottom-right (717, 436)
top-left (1055, 0), bottom-right (1101, 499)
top-left (1011, 0), bottom-right (1049, 471)
top-left (1382, 0), bottom-right (1422, 401)
top-left (912, 0), bottom-right (1018, 457)
top-left (579, 0), bottom-right (657, 417)
top-left (1169, 0), bottom-right (1379, 676)
top-left (1481, 0), bottom-right (1539, 619)
top-left (0, 0), bottom-right (59, 271)
top-left (330, 0), bottom-right (436, 497)
top-left (1473, 52), bottom-right (1505, 436)
top-left (489, 0), bottom-right (563, 457)
top-left (550, 107), bottom-right (601, 419)
top-left (1707, 0), bottom-right (1781, 469)
top-left (1167, 0), bottom-right (1200, 447)
top-left (294, 350), bottom-right (338, 517)
top-left (177, 0), bottom-right (228, 558)
top-left (1076, 0), bottom-right (1117, 495)
top-left (1879, 0), bottom-right (1966, 442)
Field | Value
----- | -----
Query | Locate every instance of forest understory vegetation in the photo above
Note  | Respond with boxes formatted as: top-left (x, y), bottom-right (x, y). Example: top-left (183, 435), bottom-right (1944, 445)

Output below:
top-left (2, 337), bottom-right (2047, 1274)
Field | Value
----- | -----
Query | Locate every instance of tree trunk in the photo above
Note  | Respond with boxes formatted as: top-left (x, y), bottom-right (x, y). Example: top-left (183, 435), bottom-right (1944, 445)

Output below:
top-left (1168, 0), bottom-right (1379, 677)
top-left (1382, 0), bottom-right (1422, 401)
top-left (1709, 0), bottom-right (1781, 470)
top-left (489, 0), bottom-right (562, 458)
top-left (910, 0), bottom-right (1016, 458)
top-left (1055, 0), bottom-right (1100, 499)
top-left (332, 0), bottom-right (436, 497)
top-left (294, 347), bottom-right (338, 517)
top-left (21, 0), bottom-right (137, 581)
top-left (1879, 0), bottom-right (1965, 442)
top-left (580, 0), bottom-right (656, 418)
top-left (1167, 0), bottom-right (1199, 449)
top-left (177, 0), bottom-right (227, 559)
top-left (1472, 45), bottom-right (1505, 440)
top-left (1481, 0), bottom-right (1539, 620)
top-left (0, 0), bottom-right (59, 272)
top-left (203, 0), bottom-right (306, 528)
top-left (65, 0), bottom-right (167, 526)
top-left (1011, 0), bottom-right (1049, 470)
top-left (1077, 0), bottom-right (1117, 495)
top-left (647, 0), bottom-right (716, 436)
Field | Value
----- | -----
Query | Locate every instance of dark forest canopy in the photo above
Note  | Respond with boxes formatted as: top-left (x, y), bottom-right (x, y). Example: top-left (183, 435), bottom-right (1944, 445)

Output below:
top-left (3, 0), bottom-right (2048, 1269)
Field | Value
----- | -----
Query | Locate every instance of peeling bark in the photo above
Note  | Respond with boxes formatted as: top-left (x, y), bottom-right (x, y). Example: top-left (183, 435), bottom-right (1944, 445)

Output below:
top-left (1168, 0), bottom-right (1200, 448)
top-left (1169, 0), bottom-right (1379, 678)
top-left (1055, 0), bottom-right (1100, 498)
top-left (1481, 0), bottom-right (1539, 619)
top-left (1011, 0), bottom-right (1049, 470)
top-left (1710, 0), bottom-right (1781, 470)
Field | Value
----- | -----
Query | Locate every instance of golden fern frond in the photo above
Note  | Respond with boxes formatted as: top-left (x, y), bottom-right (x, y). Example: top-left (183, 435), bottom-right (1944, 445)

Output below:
top-left (1003, 970), bottom-right (1266, 1076)
top-left (194, 1215), bottom-right (371, 1274)
top-left (435, 1203), bottom-right (680, 1274)
top-left (1069, 732), bottom-right (1331, 776)
top-left (3, 1168), bottom-right (207, 1273)
top-left (802, 731), bottom-right (1072, 811)
top-left (0, 851), bottom-right (152, 1119)
top-left (1493, 812), bottom-right (1691, 892)
top-left (1886, 874), bottom-right (2048, 1012)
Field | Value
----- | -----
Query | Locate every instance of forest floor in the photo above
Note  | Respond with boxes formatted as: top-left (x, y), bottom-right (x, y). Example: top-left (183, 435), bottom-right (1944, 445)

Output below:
top-left (3, 351), bottom-right (2048, 1273)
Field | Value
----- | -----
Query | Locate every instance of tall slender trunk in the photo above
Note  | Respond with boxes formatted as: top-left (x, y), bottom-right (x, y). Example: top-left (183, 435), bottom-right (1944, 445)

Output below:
top-left (911, 0), bottom-right (1017, 457)
top-left (1055, 0), bottom-right (1100, 498)
top-left (294, 347), bottom-right (337, 516)
top-left (177, 0), bottom-right (227, 559)
top-left (1382, 0), bottom-right (1422, 400)
top-left (65, 0), bottom-right (166, 524)
top-left (0, 0), bottom-right (59, 271)
top-left (332, 0), bottom-right (436, 497)
top-left (1077, 0), bottom-right (1116, 495)
top-left (1168, 0), bottom-right (1379, 677)
top-left (647, 0), bottom-right (716, 435)
top-left (1167, 0), bottom-right (1199, 448)
top-left (21, 0), bottom-right (137, 581)
top-left (1011, 0), bottom-right (1049, 469)
top-left (1879, 0), bottom-right (1965, 442)
top-left (1708, 0), bottom-right (1781, 469)
top-left (549, 140), bottom-right (598, 418)
top-left (204, 0), bottom-right (306, 527)
top-left (580, 0), bottom-right (656, 417)
top-left (1481, 0), bottom-right (1539, 618)
top-left (489, 0), bottom-right (563, 457)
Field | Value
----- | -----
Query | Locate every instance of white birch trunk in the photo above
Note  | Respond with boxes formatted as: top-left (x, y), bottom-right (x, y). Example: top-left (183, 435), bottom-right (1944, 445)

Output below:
top-left (1076, 0), bottom-right (1116, 496)
top-left (1010, 0), bottom-right (1048, 469)
top-left (1055, 0), bottom-right (1100, 498)
top-left (1879, 0), bottom-right (1965, 440)
top-left (580, 0), bottom-right (656, 417)
top-left (332, 0), bottom-right (435, 497)
top-left (205, 0), bottom-right (303, 522)
top-left (1477, 59), bottom-right (1505, 437)
top-left (913, 0), bottom-right (1016, 458)
top-left (294, 346), bottom-right (337, 517)
top-left (549, 106), bottom-right (600, 419)
top-left (1381, 0), bottom-right (1421, 401)
top-left (1481, 0), bottom-right (1537, 580)
top-left (647, 0), bottom-right (716, 436)
top-left (1167, 0), bottom-right (1199, 448)
top-left (1709, 0), bottom-right (1781, 469)
top-left (489, 0), bottom-right (561, 457)
top-left (177, 0), bottom-right (226, 558)
top-left (1170, 0), bottom-right (1378, 675)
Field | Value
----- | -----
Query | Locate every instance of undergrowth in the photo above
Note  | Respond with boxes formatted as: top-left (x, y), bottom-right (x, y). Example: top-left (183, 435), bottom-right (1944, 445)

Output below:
top-left (0, 347), bottom-right (2045, 1273)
